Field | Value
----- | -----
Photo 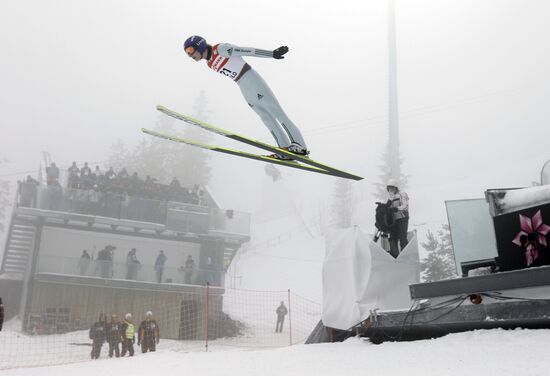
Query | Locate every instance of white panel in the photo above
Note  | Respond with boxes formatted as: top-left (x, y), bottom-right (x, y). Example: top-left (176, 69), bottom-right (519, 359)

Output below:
top-left (445, 199), bottom-right (498, 274)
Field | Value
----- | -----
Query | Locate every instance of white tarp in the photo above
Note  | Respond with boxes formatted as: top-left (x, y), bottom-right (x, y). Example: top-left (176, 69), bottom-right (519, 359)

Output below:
top-left (322, 227), bottom-right (420, 330)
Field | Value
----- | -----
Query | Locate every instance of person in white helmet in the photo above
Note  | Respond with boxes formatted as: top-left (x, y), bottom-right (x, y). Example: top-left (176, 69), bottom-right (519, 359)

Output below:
top-left (386, 179), bottom-right (410, 257)
top-left (121, 313), bottom-right (135, 357)
top-left (138, 311), bottom-right (160, 353)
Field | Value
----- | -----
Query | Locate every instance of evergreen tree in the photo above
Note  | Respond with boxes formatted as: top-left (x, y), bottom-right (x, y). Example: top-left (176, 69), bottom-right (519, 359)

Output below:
top-left (126, 114), bottom-right (176, 182)
top-left (106, 91), bottom-right (213, 187)
top-left (174, 90), bottom-right (213, 187)
top-left (420, 224), bottom-right (457, 282)
top-left (330, 179), bottom-right (355, 228)
top-left (106, 139), bottom-right (131, 173)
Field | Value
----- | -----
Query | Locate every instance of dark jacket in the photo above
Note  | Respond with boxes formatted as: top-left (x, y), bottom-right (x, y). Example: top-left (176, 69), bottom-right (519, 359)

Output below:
top-left (106, 321), bottom-right (123, 342)
top-left (276, 305), bottom-right (288, 317)
top-left (138, 319), bottom-right (160, 343)
top-left (0, 298), bottom-right (4, 331)
top-left (89, 320), bottom-right (107, 341)
top-left (155, 254), bottom-right (167, 268)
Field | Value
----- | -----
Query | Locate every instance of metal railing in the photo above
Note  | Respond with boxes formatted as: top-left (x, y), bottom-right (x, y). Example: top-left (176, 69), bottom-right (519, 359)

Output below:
top-left (16, 184), bottom-right (250, 237)
top-left (36, 255), bottom-right (225, 287)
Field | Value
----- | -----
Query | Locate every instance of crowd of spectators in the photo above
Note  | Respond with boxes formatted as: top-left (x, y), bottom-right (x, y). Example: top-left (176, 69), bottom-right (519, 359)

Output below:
top-left (64, 161), bottom-right (206, 205)
top-left (19, 162), bottom-right (208, 212)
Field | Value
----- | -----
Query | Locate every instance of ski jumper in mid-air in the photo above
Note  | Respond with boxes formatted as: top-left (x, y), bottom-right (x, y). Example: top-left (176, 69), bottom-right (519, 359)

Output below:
top-left (183, 35), bottom-right (309, 159)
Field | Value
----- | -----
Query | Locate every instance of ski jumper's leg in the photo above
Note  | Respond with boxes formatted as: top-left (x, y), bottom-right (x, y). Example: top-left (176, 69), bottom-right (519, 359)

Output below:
top-left (252, 104), bottom-right (289, 147)
top-left (237, 69), bottom-right (307, 148)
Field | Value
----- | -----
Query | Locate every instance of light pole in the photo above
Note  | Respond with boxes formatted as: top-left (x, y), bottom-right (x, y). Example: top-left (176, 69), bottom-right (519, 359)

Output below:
top-left (388, 0), bottom-right (400, 180)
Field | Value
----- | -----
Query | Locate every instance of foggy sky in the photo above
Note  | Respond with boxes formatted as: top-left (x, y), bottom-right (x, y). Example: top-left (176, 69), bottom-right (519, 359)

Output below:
top-left (1, 0), bottom-right (550, 244)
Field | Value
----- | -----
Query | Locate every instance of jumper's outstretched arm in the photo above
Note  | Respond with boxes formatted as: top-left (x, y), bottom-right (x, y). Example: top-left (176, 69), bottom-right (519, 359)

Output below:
top-left (217, 43), bottom-right (289, 59)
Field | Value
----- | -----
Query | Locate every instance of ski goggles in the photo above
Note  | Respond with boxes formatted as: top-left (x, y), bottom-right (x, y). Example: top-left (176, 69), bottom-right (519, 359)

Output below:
top-left (185, 46), bottom-right (197, 56)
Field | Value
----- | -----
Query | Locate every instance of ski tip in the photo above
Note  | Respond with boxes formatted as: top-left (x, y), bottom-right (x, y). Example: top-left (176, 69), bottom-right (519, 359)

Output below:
top-left (156, 105), bottom-right (164, 111)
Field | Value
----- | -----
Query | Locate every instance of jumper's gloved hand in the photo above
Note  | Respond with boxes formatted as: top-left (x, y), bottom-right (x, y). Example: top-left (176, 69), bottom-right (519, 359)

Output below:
top-left (273, 46), bottom-right (289, 59)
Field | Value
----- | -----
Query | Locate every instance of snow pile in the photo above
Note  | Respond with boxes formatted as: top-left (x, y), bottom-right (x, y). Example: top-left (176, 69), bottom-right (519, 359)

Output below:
top-left (487, 185), bottom-right (550, 216)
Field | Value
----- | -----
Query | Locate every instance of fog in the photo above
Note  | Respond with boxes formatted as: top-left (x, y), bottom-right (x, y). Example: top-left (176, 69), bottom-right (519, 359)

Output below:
top-left (1, 0), bottom-right (550, 248)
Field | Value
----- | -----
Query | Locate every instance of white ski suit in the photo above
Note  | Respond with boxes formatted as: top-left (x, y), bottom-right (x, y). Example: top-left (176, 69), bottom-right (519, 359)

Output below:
top-left (206, 43), bottom-right (306, 149)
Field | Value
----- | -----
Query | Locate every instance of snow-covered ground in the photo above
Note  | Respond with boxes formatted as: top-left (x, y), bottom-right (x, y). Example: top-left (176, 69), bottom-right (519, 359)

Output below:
top-left (3, 329), bottom-right (550, 376)
top-left (3, 163), bottom-right (550, 374)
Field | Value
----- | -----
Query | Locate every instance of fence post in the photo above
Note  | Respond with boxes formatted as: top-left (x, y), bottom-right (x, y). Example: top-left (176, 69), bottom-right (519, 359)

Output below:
top-left (288, 289), bottom-right (292, 346)
top-left (205, 282), bottom-right (210, 352)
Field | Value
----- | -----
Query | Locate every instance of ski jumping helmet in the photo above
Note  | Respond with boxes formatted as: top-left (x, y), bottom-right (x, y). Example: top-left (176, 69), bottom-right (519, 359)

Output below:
top-left (184, 35), bottom-right (207, 55)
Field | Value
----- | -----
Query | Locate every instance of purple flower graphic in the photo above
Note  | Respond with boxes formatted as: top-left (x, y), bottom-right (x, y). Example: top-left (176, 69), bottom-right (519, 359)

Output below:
top-left (512, 210), bottom-right (550, 266)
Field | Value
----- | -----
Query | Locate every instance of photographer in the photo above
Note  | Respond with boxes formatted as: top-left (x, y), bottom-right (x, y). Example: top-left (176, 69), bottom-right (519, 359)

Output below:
top-left (386, 179), bottom-right (409, 258)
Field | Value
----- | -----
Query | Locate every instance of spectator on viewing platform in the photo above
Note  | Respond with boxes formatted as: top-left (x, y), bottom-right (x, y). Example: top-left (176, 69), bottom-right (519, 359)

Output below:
top-left (204, 256), bottom-right (217, 285)
top-left (105, 166), bottom-right (116, 180)
top-left (275, 301), bottom-right (288, 333)
top-left (68, 161), bottom-right (80, 188)
top-left (169, 177), bottom-right (181, 189)
top-left (88, 184), bottom-right (101, 214)
top-left (121, 313), bottom-right (135, 357)
top-left (0, 297), bottom-right (4, 331)
top-left (47, 181), bottom-right (63, 210)
top-left (143, 175), bottom-right (156, 198)
top-left (46, 162), bottom-right (59, 186)
top-left (117, 168), bottom-right (129, 180)
top-left (126, 248), bottom-right (141, 280)
top-left (179, 255), bottom-right (195, 284)
top-left (80, 162), bottom-right (94, 189)
top-left (97, 245), bottom-right (115, 278)
top-left (89, 313), bottom-right (107, 359)
top-left (138, 311), bottom-right (160, 353)
top-left (78, 249), bottom-right (91, 276)
top-left (386, 179), bottom-right (410, 258)
top-left (106, 314), bottom-right (122, 358)
top-left (19, 176), bottom-right (39, 207)
top-left (169, 177), bottom-right (181, 201)
top-left (32, 162), bottom-right (213, 215)
top-left (154, 250), bottom-right (167, 283)
top-left (129, 172), bottom-right (141, 195)
top-left (81, 162), bottom-right (92, 177)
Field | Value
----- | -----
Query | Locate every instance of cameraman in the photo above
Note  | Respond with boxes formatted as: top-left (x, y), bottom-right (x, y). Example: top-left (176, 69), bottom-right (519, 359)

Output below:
top-left (386, 179), bottom-right (409, 258)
